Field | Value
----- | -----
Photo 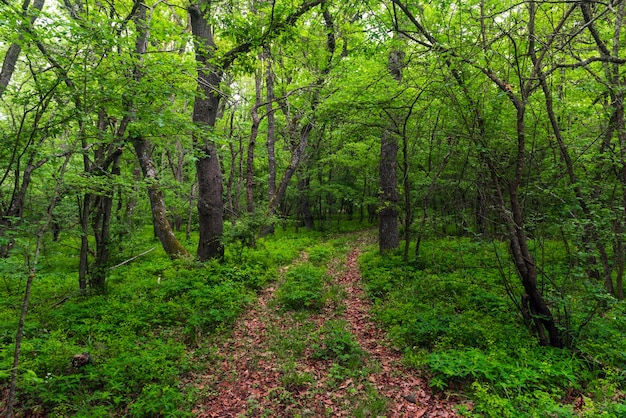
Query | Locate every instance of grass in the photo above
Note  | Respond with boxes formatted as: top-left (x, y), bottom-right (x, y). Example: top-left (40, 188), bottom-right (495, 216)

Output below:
top-left (359, 237), bottom-right (626, 417)
top-left (0, 225), bottom-right (314, 416)
top-left (5, 221), bottom-right (623, 416)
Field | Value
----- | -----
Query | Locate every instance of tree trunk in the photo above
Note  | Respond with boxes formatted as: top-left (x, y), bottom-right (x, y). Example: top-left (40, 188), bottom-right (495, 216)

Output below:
top-left (133, 135), bottom-right (190, 259)
top-left (0, 0), bottom-right (45, 98)
top-left (507, 102), bottom-right (562, 348)
top-left (226, 110), bottom-right (239, 220)
top-left (298, 175), bottom-right (314, 230)
top-left (247, 72), bottom-right (262, 214)
top-left (266, 46), bottom-right (277, 210)
top-left (379, 48), bottom-right (403, 254)
top-left (78, 193), bottom-right (90, 292)
top-left (189, 1), bottom-right (225, 261)
top-left (127, 3), bottom-right (188, 260)
top-left (379, 127), bottom-right (400, 253)
top-left (5, 150), bottom-right (70, 418)
top-left (579, 1), bottom-right (625, 296)
top-left (267, 123), bottom-right (312, 216)
top-left (89, 152), bottom-right (121, 292)
top-left (188, 0), bottom-right (324, 249)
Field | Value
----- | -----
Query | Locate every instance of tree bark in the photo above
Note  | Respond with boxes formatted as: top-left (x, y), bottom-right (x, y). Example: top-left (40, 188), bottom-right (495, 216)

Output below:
top-left (188, 0), bottom-right (324, 253)
top-left (129, 3), bottom-right (189, 259)
top-left (579, 1), bottom-right (626, 296)
top-left (267, 122), bottom-right (313, 216)
top-left (266, 46), bottom-right (277, 208)
top-left (0, 0), bottom-right (45, 98)
top-left (389, 0), bottom-right (562, 346)
top-left (188, 1), bottom-right (225, 260)
top-left (247, 72), bottom-right (262, 214)
top-left (133, 135), bottom-right (190, 258)
top-left (379, 48), bottom-right (403, 254)
top-left (379, 127), bottom-right (400, 253)
top-left (298, 175), bottom-right (314, 230)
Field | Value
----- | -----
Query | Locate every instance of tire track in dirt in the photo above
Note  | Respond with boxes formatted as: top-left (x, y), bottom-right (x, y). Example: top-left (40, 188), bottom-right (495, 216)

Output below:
top-left (337, 246), bottom-right (460, 417)
top-left (192, 235), bottom-right (463, 417)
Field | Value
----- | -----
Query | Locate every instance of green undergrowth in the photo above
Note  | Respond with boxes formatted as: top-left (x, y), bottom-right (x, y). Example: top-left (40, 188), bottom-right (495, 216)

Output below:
top-left (360, 237), bottom-right (626, 417)
top-left (0, 226), bottom-right (322, 417)
top-left (265, 237), bottom-right (387, 417)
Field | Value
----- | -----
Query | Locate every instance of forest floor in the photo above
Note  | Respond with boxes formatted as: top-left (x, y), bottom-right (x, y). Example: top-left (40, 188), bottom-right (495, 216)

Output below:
top-left (191, 231), bottom-right (464, 417)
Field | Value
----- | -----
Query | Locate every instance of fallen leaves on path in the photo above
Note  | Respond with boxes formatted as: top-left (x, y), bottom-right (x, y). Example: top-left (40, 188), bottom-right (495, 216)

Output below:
top-left (192, 236), bottom-right (464, 417)
top-left (337, 248), bottom-right (460, 417)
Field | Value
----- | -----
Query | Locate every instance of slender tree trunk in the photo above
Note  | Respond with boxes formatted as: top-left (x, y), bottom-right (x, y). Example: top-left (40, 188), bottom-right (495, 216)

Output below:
top-left (610, 0), bottom-right (626, 298)
top-left (0, 0), bottom-right (45, 98)
top-left (78, 192), bottom-right (90, 292)
top-left (133, 136), bottom-right (189, 258)
top-left (267, 123), bottom-right (312, 216)
top-left (508, 101), bottom-right (562, 347)
top-left (127, 3), bottom-right (188, 260)
top-left (226, 111), bottom-right (238, 220)
top-left (165, 139), bottom-right (187, 230)
top-left (5, 150), bottom-right (70, 418)
top-left (0, 152), bottom-right (48, 257)
top-left (298, 175), bottom-right (314, 230)
top-left (580, 1), bottom-right (625, 295)
top-left (247, 72), bottom-right (262, 214)
top-left (379, 48), bottom-right (403, 254)
top-left (89, 153), bottom-right (121, 292)
top-left (266, 46), bottom-right (277, 209)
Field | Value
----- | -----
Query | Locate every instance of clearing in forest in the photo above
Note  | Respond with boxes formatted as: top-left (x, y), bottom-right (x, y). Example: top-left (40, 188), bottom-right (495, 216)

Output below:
top-left (191, 232), bottom-right (462, 417)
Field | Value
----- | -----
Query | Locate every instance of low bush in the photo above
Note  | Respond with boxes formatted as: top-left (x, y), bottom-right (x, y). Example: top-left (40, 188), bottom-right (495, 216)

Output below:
top-left (311, 319), bottom-right (364, 368)
top-left (276, 264), bottom-right (326, 311)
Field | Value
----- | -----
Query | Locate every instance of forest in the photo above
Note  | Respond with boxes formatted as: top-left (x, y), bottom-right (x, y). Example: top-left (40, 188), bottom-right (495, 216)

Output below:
top-left (1, 0), bottom-right (626, 416)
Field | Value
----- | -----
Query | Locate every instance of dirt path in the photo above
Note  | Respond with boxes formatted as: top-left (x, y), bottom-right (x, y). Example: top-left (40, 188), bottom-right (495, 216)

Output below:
top-left (193, 236), bottom-right (461, 417)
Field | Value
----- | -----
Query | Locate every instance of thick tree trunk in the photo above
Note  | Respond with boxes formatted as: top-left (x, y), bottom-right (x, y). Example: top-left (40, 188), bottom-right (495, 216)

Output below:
top-left (195, 145), bottom-right (224, 259)
top-left (379, 127), bottom-right (400, 253)
top-left (189, 1), bottom-right (225, 261)
top-left (188, 0), bottom-right (324, 248)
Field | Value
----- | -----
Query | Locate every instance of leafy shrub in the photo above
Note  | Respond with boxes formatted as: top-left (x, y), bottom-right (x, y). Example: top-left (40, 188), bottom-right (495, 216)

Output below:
top-left (308, 244), bottom-right (335, 265)
top-left (311, 319), bottom-right (363, 368)
top-left (276, 264), bottom-right (326, 311)
top-left (185, 281), bottom-right (254, 343)
top-left (128, 384), bottom-right (192, 417)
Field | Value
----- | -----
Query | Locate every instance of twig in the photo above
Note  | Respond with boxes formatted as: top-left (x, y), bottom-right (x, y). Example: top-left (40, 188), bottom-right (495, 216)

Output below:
top-left (51, 296), bottom-right (69, 307)
top-left (109, 247), bottom-right (156, 270)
